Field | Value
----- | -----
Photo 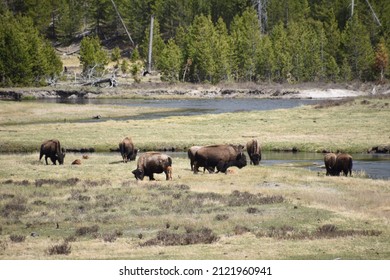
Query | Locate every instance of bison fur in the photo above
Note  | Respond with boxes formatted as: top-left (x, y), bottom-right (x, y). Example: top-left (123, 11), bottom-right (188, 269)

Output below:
top-left (324, 153), bottom-right (337, 176)
top-left (119, 137), bottom-right (137, 163)
top-left (246, 139), bottom-right (261, 165)
top-left (193, 144), bottom-right (247, 174)
top-left (132, 152), bottom-right (173, 181)
top-left (39, 139), bottom-right (66, 165)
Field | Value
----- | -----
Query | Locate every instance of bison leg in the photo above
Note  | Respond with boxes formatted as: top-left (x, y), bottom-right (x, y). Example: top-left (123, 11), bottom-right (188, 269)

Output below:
top-left (44, 155), bottom-right (50, 165)
top-left (216, 161), bottom-right (228, 174)
top-left (149, 174), bottom-right (155, 180)
top-left (50, 156), bottom-right (57, 165)
top-left (193, 162), bottom-right (200, 174)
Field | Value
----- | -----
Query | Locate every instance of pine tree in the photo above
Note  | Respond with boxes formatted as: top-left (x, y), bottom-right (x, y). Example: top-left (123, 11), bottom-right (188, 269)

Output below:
top-left (270, 22), bottom-right (292, 82)
top-left (79, 36), bottom-right (108, 77)
top-left (157, 39), bottom-right (183, 82)
top-left (213, 17), bottom-right (231, 83)
top-left (341, 14), bottom-right (375, 80)
top-left (186, 15), bottom-right (217, 82)
top-left (0, 12), bottom-right (62, 86)
top-left (256, 35), bottom-right (275, 82)
top-left (230, 8), bottom-right (261, 82)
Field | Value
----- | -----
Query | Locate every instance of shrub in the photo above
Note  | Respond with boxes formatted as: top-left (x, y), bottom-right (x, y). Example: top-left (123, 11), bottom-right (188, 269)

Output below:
top-left (47, 242), bottom-right (71, 255)
top-left (75, 225), bottom-right (99, 236)
top-left (9, 234), bottom-right (26, 243)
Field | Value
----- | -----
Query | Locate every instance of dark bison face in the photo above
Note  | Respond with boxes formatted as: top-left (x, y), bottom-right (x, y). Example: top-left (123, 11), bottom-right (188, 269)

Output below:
top-left (251, 154), bottom-right (261, 165)
top-left (58, 152), bottom-right (65, 165)
top-left (132, 169), bottom-right (145, 180)
top-left (236, 153), bottom-right (247, 169)
top-left (130, 149), bottom-right (138, 161)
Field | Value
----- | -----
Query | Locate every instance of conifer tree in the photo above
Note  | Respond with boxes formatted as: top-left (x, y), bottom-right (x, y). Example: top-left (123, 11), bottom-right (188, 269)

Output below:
top-left (79, 36), bottom-right (108, 77)
top-left (230, 8), bottom-right (261, 82)
top-left (341, 14), bottom-right (375, 80)
top-left (270, 22), bottom-right (292, 82)
top-left (0, 12), bottom-right (62, 86)
top-left (157, 39), bottom-right (183, 82)
top-left (256, 35), bottom-right (275, 82)
top-left (186, 15), bottom-right (217, 82)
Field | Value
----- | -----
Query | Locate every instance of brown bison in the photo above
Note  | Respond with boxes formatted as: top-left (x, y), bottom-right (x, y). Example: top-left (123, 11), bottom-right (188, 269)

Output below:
top-left (246, 139), bottom-right (261, 165)
top-left (324, 153), bottom-right (337, 176)
top-left (187, 146), bottom-right (203, 171)
top-left (119, 137), bottom-right (137, 163)
top-left (332, 153), bottom-right (353, 176)
top-left (132, 152), bottom-right (173, 180)
top-left (39, 139), bottom-right (66, 165)
top-left (193, 144), bottom-right (247, 174)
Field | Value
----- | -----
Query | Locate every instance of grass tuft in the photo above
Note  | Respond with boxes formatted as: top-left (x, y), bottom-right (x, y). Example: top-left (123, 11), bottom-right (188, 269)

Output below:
top-left (141, 227), bottom-right (218, 246)
top-left (47, 242), bottom-right (71, 255)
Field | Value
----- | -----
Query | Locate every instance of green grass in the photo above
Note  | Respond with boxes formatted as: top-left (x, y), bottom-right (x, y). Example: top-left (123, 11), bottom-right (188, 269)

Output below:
top-left (1, 95), bottom-right (389, 153)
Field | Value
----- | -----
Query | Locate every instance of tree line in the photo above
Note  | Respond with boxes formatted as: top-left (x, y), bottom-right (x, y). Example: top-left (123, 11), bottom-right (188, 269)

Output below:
top-left (0, 0), bottom-right (389, 86)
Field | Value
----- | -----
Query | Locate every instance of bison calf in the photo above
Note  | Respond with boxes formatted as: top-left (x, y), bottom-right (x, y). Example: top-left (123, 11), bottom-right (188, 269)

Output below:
top-left (39, 139), bottom-right (66, 165)
top-left (132, 152), bottom-right (173, 181)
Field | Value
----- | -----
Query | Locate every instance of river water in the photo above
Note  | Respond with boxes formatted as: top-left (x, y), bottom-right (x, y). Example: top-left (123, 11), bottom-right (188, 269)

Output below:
top-left (33, 98), bottom-right (389, 179)
top-left (35, 97), bottom-right (318, 116)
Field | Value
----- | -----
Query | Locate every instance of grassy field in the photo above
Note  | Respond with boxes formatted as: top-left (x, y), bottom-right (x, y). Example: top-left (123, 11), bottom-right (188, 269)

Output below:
top-left (0, 94), bottom-right (389, 153)
top-left (0, 94), bottom-right (389, 259)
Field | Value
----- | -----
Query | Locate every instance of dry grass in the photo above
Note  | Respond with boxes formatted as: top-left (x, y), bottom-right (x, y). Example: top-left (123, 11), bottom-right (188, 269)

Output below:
top-left (0, 95), bottom-right (389, 259)
top-left (0, 152), bottom-right (389, 259)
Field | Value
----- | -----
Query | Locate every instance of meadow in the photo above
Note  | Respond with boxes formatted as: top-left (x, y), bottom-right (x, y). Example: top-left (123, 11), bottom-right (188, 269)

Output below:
top-left (0, 94), bottom-right (389, 259)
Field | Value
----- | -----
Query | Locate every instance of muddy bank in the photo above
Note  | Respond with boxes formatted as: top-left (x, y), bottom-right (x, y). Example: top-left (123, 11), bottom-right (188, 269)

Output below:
top-left (1, 82), bottom-right (389, 100)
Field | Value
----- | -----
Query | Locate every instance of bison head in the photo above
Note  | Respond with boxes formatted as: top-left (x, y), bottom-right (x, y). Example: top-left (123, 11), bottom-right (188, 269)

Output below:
top-left (236, 153), bottom-right (247, 169)
top-left (58, 149), bottom-right (66, 165)
top-left (132, 168), bottom-right (145, 180)
top-left (251, 154), bottom-right (261, 165)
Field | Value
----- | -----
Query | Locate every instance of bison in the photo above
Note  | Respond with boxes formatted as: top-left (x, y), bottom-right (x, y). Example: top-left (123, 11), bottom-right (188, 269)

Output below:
top-left (324, 153), bottom-right (337, 176)
top-left (187, 146), bottom-right (203, 171)
top-left (132, 152), bottom-right (173, 181)
top-left (119, 137), bottom-right (137, 163)
top-left (246, 139), bottom-right (261, 165)
top-left (332, 153), bottom-right (353, 176)
top-left (39, 139), bottom-right (66, 165)
top-left (193, 144), bottom-right (247, 174)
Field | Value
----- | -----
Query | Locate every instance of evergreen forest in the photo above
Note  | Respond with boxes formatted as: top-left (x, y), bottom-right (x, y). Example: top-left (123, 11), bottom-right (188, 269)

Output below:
top-left (0, 0), bottom-right (389, 86)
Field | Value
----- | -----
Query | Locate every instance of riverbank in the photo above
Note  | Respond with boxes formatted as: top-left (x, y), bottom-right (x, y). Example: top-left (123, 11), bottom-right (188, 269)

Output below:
top-left (1, 81), bottom-right (389, 100)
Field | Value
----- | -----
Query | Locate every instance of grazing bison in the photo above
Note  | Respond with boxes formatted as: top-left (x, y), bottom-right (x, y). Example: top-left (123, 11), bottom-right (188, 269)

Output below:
top-left (39, 139), bottom-right (66, 165)
top-left (119, 137), bottom-right (137, 163)
top-left (324, 153), bottom-right (337, 176)
top-left (332, 153), bottom-right (353, 176)
top-left (132, 152), bottom-right (173, 181)
top-left (246, 139), bottom-right (261, 165)
top-left (193, 144), bottom-right (247, 174)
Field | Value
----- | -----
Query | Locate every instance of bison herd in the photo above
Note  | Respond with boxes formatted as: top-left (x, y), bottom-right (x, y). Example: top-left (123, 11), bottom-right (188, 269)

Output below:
top-left (39, 138), bottom-right (353, 180)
